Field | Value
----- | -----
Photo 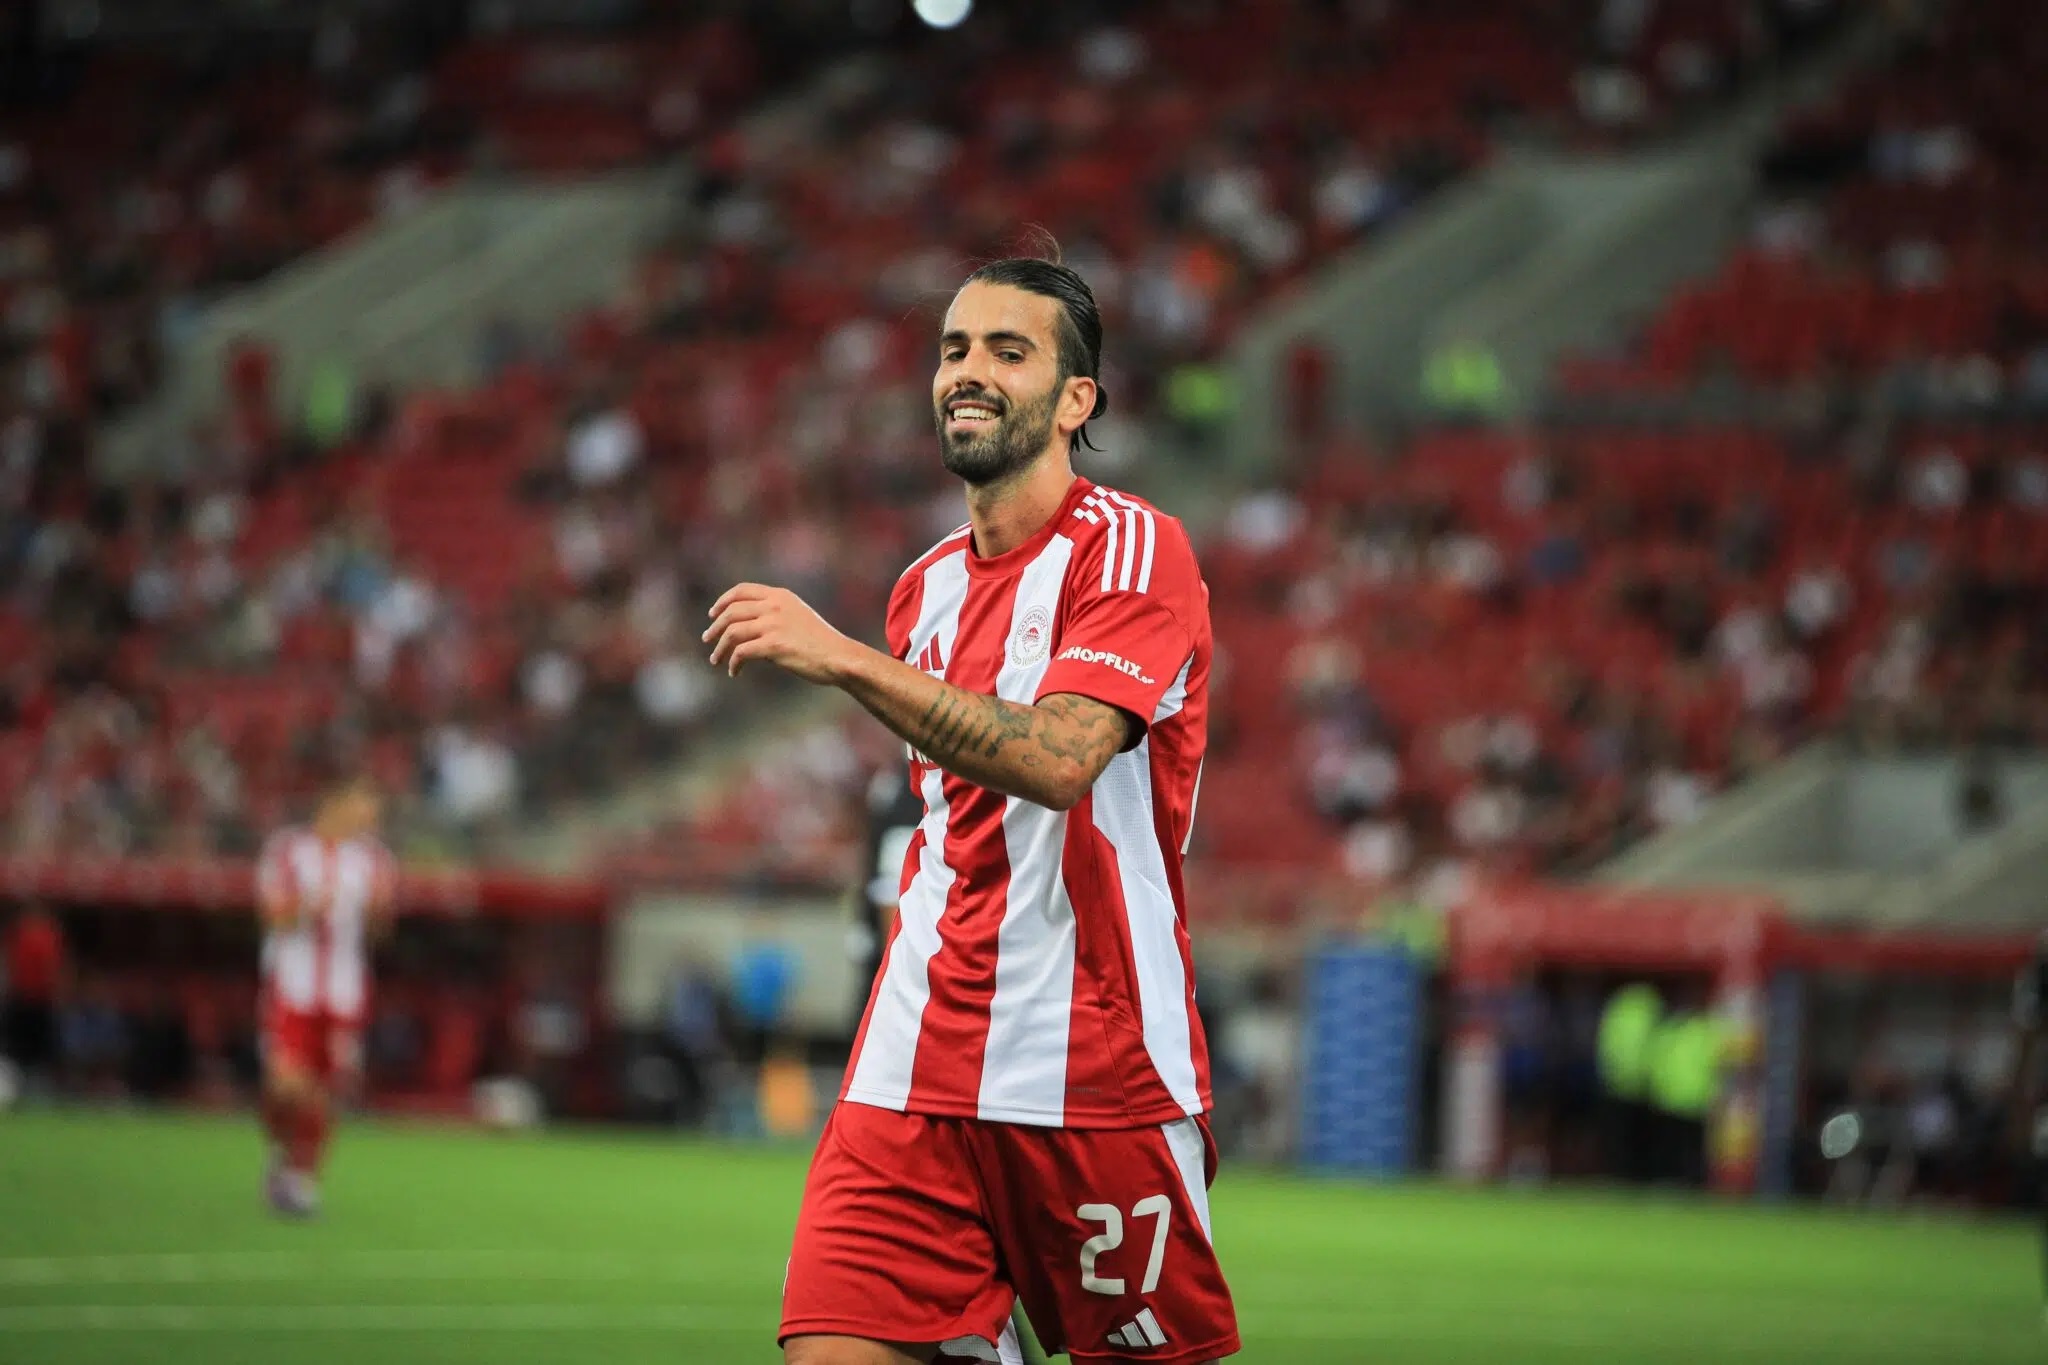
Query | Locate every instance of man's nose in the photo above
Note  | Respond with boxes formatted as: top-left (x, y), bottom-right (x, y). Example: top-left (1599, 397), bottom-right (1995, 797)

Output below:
top-left (951, 347), bottom-right (997, 389)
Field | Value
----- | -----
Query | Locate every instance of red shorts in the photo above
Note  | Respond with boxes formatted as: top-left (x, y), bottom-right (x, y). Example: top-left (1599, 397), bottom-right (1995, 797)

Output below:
top-left (261, 1000), bottom-right (363, 1083)
top-left (782, 1102), bottom-right (1239, 1364)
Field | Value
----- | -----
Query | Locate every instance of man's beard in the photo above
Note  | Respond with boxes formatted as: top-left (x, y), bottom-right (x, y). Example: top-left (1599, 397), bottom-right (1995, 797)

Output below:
top-left (935, 382), bottom-right (1058, 486)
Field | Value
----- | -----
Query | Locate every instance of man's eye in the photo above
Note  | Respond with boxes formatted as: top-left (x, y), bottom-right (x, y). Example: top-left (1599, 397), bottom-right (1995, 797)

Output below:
top-left (998, 351), bottom-right (1023, 363)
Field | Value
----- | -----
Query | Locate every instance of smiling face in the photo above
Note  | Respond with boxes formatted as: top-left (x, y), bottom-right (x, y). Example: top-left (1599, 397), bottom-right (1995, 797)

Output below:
top-left (932, 280), bottom-right (1093, 487)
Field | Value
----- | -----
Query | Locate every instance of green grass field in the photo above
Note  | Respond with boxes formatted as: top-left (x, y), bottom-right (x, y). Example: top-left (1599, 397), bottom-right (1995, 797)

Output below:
top-left (0, 1110), bottom-right (2036, 1364)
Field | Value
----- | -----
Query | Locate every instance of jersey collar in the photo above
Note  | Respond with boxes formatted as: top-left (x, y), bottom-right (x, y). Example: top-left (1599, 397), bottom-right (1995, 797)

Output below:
top-left (962, 476), bottom-right (1090, 580)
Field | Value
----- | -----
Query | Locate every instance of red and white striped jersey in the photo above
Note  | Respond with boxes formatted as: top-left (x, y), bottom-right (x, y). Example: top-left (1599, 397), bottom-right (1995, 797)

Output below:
top-left (256, 829), bottom-right (396, 1017)
top-left (843, 476), bottom-right (1213, 1129)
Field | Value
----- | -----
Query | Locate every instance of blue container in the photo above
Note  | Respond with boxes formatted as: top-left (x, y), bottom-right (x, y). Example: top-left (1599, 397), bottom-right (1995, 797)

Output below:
top-left (1299, 944), bottom-right (1423, 1176)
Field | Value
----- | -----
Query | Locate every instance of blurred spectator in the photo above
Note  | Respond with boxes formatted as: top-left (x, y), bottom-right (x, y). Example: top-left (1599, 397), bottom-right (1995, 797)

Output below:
top-left (2, 905), bottom-right (66, 1094)
top-left (1225, 489), bottom-right (1305, 555)
top-left (565, 402), bottom-right (644, 490)
top-left (1422, 340), bottom-right (1511, 420)
top-left (1645, 764), bottom-right (1712, 831)
top-left (1307, 731), bottom-right (1400, 825)
top-left (1527, 515), bottom-right (1587, 585)
top-left (1221, 968), bottom-right (1299, 1166)
top-left (124, 983), bottom-right (195, 1102)
top-left (730, 920), bottom-right (798, 1066)
top-left (58, 974), bottom-right (125, 1097)
top-left (1648, 996), bottom-right (1728, 1186)
top-left (1785, 560), bottom-right (1851, 641)
top-left (662, 953), bottom-right (731, 1130)
top-left (1162, 353), bottom-right (1237, 458)
top-left (427, 723), bottom-right (519, 832)
top-left (1905, 446), bottom-right (1967, 513)
top-left (516, 967), bottom-right (589, 1119)
top-left (1955, 751), bottom-right (2004, 835)
top-left (1599, 982), bottom-right (1663, 1183)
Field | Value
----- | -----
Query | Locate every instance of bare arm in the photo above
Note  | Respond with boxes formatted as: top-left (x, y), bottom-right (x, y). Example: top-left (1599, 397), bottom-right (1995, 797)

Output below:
top-left (705, 583), bottom-right (1129, 811)
top-left (841, 650), bottom-right (1128, 811)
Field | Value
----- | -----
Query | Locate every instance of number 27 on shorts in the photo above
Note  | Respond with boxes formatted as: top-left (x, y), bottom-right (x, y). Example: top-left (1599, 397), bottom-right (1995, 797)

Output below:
top-left (1076, 1195), bottom-right (1172, 1295)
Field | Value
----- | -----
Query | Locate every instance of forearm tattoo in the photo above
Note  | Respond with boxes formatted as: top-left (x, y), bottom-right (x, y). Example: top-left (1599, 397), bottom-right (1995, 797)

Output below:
top-left (912, 688), bottom-right (1038, 767)
top-left (901, 688), bottom-right (1129, 801)
top-left (1029, 693), bottom-right (1132, 770)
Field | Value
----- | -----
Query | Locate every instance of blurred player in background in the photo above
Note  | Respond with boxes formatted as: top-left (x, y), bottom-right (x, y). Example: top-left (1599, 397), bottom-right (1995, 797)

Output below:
top-left (2, 904), bottom-right (67, 1099)
top-left (849, 765), bottom-right (924, 1034)
top-left (2010, 929), bottom-right (2048, 1319)
top-left (255, 772), bottom-right (396, 1218)
top-left (707, 247), bottom-right (1240, 1365)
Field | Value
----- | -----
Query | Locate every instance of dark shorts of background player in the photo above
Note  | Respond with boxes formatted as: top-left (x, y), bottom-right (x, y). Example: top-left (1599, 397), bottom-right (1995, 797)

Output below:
top-left (1, 998), bottom-right (56, 1076)
top-left (782, 1101), bottom-right (1240, 1364)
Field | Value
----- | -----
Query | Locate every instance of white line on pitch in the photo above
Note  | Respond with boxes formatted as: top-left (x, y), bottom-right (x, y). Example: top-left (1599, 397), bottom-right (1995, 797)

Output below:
top-left (0, 1304), bottom-right (761, 1333)
top-left (0, 1250), bottom-right (701, 1286)
top-left (0, 1301), bottom-right (2003, 1351)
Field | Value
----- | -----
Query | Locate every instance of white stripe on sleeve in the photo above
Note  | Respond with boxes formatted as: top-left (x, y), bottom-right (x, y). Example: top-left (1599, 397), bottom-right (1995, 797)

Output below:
top-left (1105, 491), bottom-right (1158, 595)
top-left (1117, 507), bottom-right (1139, 591)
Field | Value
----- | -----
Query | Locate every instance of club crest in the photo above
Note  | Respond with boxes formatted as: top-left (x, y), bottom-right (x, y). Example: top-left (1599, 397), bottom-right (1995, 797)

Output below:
top-left (1010, 606), bottom-right (1052, 667)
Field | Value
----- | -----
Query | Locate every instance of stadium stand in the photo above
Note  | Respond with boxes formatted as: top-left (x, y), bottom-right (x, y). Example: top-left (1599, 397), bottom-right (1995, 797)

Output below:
top-left (1175, 0), bottom-right (2048, 915)
top-left (1563, 0), bottom-right (2048, 393)
top-left (0, 0), bottom-right (1865, 1113)
top-left (598, 0), bottom-right (2048, 934)
top-left (0, 11), bottom-right (775, 425)
top-left (1, 0), bottom-right (1776, 870)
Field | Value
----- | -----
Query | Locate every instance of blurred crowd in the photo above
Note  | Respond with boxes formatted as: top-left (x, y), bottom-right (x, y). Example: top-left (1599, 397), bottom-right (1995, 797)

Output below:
top-left (1477, 973), bottom-right (2035, 1206)
top-left (0, 0), bottom-right (1842, 869)
top-left (1572, 0), bottom-right (2048, 398)
top-left (1198, 402), bottom-right (2048, 911)
top-left (1162, 0), bottom-right (2048, 920)
top-left (1810, 1028), bottom-right (2028, 1209)
top-left (27, 0), bottom-right (2048, 1223)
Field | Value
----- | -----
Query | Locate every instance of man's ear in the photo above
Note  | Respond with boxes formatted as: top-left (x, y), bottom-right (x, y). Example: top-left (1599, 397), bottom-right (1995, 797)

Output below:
top-left (1061, 374), bottom-right (1100, 436)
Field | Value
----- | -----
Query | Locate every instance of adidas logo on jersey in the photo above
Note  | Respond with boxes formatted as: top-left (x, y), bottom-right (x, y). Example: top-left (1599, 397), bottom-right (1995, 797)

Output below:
top-left (912, 636), bottom-right (948, 676)
top-left (1107, 1307), bottom-right (1169, 1350)
top-left (1055, 646), bottom-right (1154, 686)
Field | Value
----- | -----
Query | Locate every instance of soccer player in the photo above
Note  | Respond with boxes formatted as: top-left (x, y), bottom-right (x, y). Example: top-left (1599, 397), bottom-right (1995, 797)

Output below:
top-left (2011, 929), bottom-right (2048, 1320)
top-left (850, 764), bottom-right (925, 1033)
top-left (1, 904), bottom-right (66, 1098)
top-left (254, 772), bottom-right (396, 1218)
top-left (706, 252), bottom-right (1240, 1365)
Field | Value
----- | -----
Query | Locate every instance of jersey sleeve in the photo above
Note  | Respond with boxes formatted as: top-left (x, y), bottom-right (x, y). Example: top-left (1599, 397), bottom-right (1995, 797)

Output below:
top-left (1036, 507), bottom-right (1202, 743)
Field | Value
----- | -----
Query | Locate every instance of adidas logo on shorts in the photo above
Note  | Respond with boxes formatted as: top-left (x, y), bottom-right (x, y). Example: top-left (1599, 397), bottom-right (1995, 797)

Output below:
top-left (1106, 1307), bottom-right (1169, 1350)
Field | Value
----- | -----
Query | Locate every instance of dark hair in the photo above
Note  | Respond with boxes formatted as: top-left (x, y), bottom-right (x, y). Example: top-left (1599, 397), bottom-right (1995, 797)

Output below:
top-left (961, 248), bottom-right (1109, 452)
